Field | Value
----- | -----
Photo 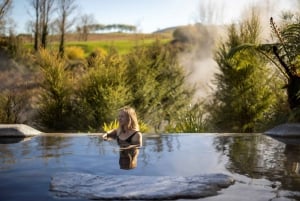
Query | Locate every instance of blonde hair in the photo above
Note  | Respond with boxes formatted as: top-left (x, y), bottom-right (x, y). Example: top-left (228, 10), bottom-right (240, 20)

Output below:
top-left (119, 106), bottom-right (139, 131)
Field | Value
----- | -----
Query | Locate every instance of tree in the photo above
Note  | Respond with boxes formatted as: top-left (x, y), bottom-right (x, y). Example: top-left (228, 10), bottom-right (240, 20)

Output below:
top-left (0, 89), bottom-right (29, 124)
top-left (0, 0), bottom-right (12, 35)
top-left (76, 50), bottom-right (130, 131)
top-left (56, 0), bottom-right (77, 57)
top-left (30, 0), bottom-right (40, 51)
top-left (198, 0), bottom-right (224, 24)
top-left (76, 14), bottom-right (95, 41)
top-left (228, 14), bottom-right (300, 120)
top-left (210, 9), bottom-right (278, 132)
top-left (0, 0), bottom-right (11, 21)
top-left (40, 0), bottom-right (54, 48)
top-left (36, 49), bottom-right (73, 131)
top-left (29, 0), bottom-right (54, 50)
top-left (125, 41), bottom-right (194, 132)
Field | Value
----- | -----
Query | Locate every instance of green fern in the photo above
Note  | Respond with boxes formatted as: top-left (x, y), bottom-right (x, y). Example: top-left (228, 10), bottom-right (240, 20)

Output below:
top-left (102, 119), bottom-right (119, 132)
top-left (102, 119), bottom-right (150, 133)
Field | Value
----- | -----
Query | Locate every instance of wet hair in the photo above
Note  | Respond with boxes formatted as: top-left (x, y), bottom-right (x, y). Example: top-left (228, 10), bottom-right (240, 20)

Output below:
top-left (119, 106), bottom-right (139, 131)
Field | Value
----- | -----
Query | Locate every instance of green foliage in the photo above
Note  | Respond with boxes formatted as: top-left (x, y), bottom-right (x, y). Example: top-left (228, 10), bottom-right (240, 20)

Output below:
top-left (125, 40), bottom-right (194, 132)
top-left (102, 119), bottom-right (150, 133)
top-left (165, 102), bottom-right (208, 133)
top-left (63, 38), bottom-right (170, 56)
top-left (89, 47), bottom-right (107, 58)
top-left (210, 11), bottom-right (280, 132)
top-left (102, 119), bottom-right (119, 132)
top-left (65, 46), bottom-right (85, 60)
top-left (0, 90), bottom-right (27, 123)
top-left (76, 50), bottom-right (131, 130)
top-left (139, 120), bottom-right (150, 133)
top-left (36, 49), bottom-right (74, 131)
top-left (87, 47), bottom-right (107, 66)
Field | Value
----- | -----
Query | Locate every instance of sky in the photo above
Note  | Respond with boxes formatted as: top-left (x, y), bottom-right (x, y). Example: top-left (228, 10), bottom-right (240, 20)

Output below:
top-left (10, 0), bottom-right (298, 34)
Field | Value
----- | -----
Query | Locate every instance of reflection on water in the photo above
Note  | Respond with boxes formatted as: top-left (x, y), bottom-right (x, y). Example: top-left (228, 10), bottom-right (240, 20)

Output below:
top-left (213, 134), bottom-right (300, 200)
top-left (119, 147), bottom-right (139, 170)
top-left (0, 133), bottom-right (300, 200)
top-left (0, 137), bottom-right (27, 144)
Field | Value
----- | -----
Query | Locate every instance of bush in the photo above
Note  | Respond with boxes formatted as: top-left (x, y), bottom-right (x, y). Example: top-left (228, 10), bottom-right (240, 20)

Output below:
top-left (125, 41), bottom-right (195, 132)
top-left (87, 47), bottom-right (108, 67)
top-left (65, 46), bottom-right (85, 60)
top-left (0, 90), bottom-right (29, 123)
top-left (165, 102), bottom-right (208, 133)
top-left (77, 51), bottom-right (131, 130)
top-left (102, 119), bottom-right (150, 133)
top-left (35, 49), bottom-right (74, 131)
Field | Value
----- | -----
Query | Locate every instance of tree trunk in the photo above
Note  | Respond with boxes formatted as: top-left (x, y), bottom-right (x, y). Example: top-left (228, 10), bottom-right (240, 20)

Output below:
top-left (287, 76), bottom-right (300, 110)
top-left (34, 0), bottom-right (39, 51)
top-left (59, 30), bottom-right (64, 57)
top-left (41, 24), bottom-right (48, 49)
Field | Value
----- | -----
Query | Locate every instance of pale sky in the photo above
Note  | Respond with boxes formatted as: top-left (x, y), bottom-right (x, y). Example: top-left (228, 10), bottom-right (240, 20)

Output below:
top-left (11, 0), bottom-right (298, 34)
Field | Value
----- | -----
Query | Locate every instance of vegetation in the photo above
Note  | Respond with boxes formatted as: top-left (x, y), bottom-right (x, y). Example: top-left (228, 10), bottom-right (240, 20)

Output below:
top-left (102, 119), bottom-right (150, 133)
top-left (208, 10), bottom-right (281, 132)
top-left (35, 49), bottom-right (74, 131)
top-left (1, 1), bottom-right (300, 134)
top-left (125, 40), bottom-right (195, 132)
top-left (228, 13), bottom-right (300, 122)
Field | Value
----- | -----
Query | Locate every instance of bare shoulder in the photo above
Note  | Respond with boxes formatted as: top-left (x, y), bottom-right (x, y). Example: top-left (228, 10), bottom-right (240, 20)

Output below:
top-left (132, 131), bottom-right (142, 146)
top-left (135, 131), bottom-right (142, 138)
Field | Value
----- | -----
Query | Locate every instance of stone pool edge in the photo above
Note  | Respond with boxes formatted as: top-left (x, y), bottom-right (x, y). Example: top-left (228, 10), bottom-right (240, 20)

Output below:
top-left (264, 123), bottom-right (300, 137)
top-left (0, 124), bottom-right (43, 137)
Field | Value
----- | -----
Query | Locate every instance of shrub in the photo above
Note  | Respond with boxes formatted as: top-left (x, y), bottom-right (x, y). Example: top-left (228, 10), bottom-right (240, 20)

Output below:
top-left (65, 46), bottom-right (85, 60)
top-left (77, 51), bottom-right (131, 130)
top-left (102, 120), bottom-right (118, 132)
top-left (102, 119), bottom-right (150, 133)
top-left (35, 49), bottom-right (74, 131)
top-left (0, 89), bottom-right (31, 124)
top-left (125, 41), bottom-right (195, 132)
top-left (165, 102), bottom-right (208, 133)
top-left (87, 47), bottom-right (107, 67)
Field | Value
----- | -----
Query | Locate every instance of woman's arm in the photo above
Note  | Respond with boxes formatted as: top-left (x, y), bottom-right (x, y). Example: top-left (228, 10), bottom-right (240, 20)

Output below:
top-left (102, 129), bottom-right (117, 140)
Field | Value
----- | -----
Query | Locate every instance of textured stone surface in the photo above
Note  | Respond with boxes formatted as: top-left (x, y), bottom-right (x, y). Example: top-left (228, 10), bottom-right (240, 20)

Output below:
top-left (0, 124), bottom-right (42, 137)
top-left (50, 172), bottom-right (235, 200)
top-left (264, 123), bottom-right (300, 137)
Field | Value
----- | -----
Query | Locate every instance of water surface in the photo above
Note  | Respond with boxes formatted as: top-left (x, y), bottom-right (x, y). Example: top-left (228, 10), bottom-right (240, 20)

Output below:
top-left (0, 133), bottom-right (300, 201)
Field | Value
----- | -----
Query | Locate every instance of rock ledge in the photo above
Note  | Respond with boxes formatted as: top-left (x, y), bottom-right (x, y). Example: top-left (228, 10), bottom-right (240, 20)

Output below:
top-left (50, 172), bottom-right (235, 200)
top-left (0, 124), bottom-right (42, 137)
top-left (264, 123), bottom-right (300, 137)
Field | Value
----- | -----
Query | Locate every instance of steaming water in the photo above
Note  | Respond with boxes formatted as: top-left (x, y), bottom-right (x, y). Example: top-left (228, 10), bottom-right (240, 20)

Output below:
top-left (0, 133), bottom-right (300, 201)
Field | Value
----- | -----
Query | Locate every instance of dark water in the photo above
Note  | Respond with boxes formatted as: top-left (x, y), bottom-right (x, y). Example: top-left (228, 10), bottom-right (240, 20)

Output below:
top-left (0, 133), bottom-right (300, 201)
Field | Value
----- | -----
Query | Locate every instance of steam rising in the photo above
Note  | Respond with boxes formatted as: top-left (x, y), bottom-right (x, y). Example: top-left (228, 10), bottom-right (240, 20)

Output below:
top-left (178, 0), bottom-right (298, 101)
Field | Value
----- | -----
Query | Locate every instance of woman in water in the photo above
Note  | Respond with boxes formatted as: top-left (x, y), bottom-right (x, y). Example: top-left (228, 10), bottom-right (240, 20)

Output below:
top-left (102, 106), bottom-right (142, 169)
top-left (102, 106), bottom-right (142, 148)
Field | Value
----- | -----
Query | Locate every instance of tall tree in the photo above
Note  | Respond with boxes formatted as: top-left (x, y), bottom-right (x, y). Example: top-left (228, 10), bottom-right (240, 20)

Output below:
top-left (125, 41), bottom-right (194, 131)
top-left (30, 0), bottom-right (54, 50)
top-left (56, 0), bottom-right (77, 57)
top-left (228, 12), bottom-right (300, 120)
top-left (30, 0), bottom-right (40, 51)
top-left (77, 50), bottom-right (130, 130)
top-left (40, 0), bottom-right (54, 48)
top-left (0, 0), bottom-right (12, 21)
top-left (210, 8), bottom-right (277, 132)
top-left (36, 49), bottom-right (73, 131)
top-left (0, 0), bottom-right (12, 35)
top-left (76, 14), bottom-right (95, 41)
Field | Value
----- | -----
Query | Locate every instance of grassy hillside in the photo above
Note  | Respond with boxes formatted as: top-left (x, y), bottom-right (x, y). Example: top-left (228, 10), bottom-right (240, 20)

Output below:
top-left (23, 32), bottom-right (173, 55)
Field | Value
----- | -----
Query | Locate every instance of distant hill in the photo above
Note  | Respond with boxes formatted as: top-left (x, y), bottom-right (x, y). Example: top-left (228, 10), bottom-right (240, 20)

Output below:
top-left (153, 24), bottom-right (227, 40)
top-left (152, 26), bottom-right (178, 34)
